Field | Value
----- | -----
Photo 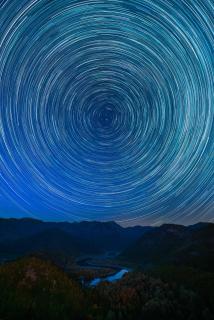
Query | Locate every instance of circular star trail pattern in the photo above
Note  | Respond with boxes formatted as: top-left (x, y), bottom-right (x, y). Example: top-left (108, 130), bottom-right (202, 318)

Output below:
top-left (0, 0), bottom-right (213, 225)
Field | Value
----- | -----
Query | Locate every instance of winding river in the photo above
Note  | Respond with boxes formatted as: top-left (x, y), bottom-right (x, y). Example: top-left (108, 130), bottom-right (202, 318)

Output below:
top-left (89, 268), bottom-right (129, 286)
top-left (77, 258), bottom-right (129, 287)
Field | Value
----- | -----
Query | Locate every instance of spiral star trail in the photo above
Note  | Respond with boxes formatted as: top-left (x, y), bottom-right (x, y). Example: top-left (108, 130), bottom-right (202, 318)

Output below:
top-left (0, 0), bottom-right (213, 225)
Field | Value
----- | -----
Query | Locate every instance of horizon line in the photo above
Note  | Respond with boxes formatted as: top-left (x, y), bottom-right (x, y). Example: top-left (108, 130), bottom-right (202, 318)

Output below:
top-left (0, 216), bottom-right (213, 228)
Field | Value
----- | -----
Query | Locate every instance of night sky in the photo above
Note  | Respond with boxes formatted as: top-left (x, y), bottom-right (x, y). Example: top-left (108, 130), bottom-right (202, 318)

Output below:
top-left (0, 0), bottom-right (213, 226)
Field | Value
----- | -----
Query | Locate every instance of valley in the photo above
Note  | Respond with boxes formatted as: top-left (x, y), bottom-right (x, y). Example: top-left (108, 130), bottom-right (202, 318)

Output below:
top-left (0, 218), bottom-right (214, 319)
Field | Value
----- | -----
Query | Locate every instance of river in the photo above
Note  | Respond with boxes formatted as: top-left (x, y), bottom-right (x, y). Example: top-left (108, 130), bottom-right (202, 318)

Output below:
top-left (89, 268), bottom-right (129, 286)
top-left (77, 257), bottom-right (130, 287)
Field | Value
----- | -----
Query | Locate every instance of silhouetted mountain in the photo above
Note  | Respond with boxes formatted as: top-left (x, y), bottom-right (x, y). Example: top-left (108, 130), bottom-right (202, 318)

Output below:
top-left (120, 222), bottom-right (214, 272)
top-left (1, 228), bottom-right (81, 256)
top-left (0, 218), bottom-right (45, 241)
top-left (0, 218), bottom-right (152, 263)
top-left (1, 218), bottom-right (213, 272)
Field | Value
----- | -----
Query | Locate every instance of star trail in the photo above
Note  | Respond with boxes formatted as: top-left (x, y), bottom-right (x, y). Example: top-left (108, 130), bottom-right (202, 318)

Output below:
top-left (0, 0), bottom-right (213, 225)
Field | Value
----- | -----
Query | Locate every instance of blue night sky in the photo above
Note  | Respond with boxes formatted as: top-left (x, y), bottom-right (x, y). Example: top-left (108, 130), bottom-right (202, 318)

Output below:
top-left (0, 0), bottom-right (213, 226)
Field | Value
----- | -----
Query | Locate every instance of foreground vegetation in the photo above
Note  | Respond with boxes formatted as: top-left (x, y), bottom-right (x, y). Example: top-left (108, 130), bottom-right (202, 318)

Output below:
top-left (0, 257), bottom-right (214, 320)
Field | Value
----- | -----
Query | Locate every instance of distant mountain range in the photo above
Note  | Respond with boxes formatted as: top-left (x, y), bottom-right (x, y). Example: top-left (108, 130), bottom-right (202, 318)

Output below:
top-left (0, 218), bottom-right (213, 272)
top-left (120, 222), bottom-right (214, 272)
top-left (0, 218), bottom-right (152, 263)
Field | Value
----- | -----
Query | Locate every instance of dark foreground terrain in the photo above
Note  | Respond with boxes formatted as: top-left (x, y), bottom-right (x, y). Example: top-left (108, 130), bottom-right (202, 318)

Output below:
top-left (0, 219), bottom-right (214, 320)
top-left (0, 257), bottom-right (214, 320)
